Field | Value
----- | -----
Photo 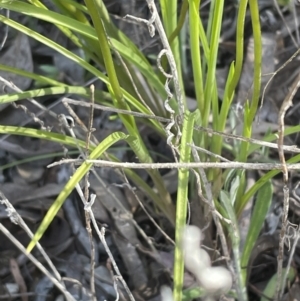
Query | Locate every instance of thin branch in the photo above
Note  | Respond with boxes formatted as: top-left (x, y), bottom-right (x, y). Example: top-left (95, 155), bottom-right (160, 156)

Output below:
top-left (48, 159), bottom-right (300, 171)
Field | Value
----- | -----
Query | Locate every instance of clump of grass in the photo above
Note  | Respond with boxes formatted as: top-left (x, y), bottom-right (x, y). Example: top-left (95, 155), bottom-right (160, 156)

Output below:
top-left (0, 0), bottom-right (299, 300)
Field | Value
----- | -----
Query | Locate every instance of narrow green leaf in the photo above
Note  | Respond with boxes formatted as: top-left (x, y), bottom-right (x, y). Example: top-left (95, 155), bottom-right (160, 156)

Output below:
top-left (260, 268), bottom-right (296, 301)
top-left (219, 190), bottom-right (247, 301)
top-left (203, 0), bottom-right (223, 126)
top-left (241, 180), bottom-right (273, 283)
top-left (173, 111), bottom-right (195, 301)
top-left (189, 0), bottom-right (204, 113)
top-left (27, 131), bottom-right (131, 252)
top-left (0, 86), bottom-right (94, 104)
top-left (0, 126), bottom-right (86, 149)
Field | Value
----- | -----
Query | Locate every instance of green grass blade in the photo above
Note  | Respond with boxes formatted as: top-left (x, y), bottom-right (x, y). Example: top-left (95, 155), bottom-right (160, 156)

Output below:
top-left (189, 0), bottom-right (204, 113)
top-left (248, 0), bottom-right (262, 122)
top-left (0, 126), bottom-right (87, 149)
top-left (210, 62), bottom-right (235, 157)
top-left (203, 0), bottom-right (224, 127)
top-left (260, 268), bottom-right (296, 301)
top-left (25, 0), bottom-right (90, 54)
top-left (0, 13), bottom-right (158, 116)
top-left (1, 0), bottom-right (156, 75)
top-left (0, 14), bottom-right (105, 81)
top-left (51, 0), bottom-right (90, 24)
top-left (110, 38), bottom-right (166, 98)
top-left (241, 180), bottom-right (273, 283)
top-left (84, 0), bottom-right (175, 222)
top-left (173, 111), bottom-right (195, 301)
top-left (160, 0), bottom-right (185, 107)
top-left (0, 87), bottom-right (163, 134)
top-left (228, 0), bottom-right (247, 98)
top-left (0, 1), bottom-right (92, 37)
top-left (220, 189), bottom-right (247, 301)
top-left (27, 131), bottom-right (131, 252)
top-left (84, 0), bottom-right (126, 108)
top-left (238, 0), bottom-right (262, 162)
top-left (236, 153), bottom-right (300, 217)
top-left (0, 151), bottom-right (79, 171)
top-left (0, 125), bottom-right (170, 222)
top-left (0, 86), bottom-right (94, 104)
top-left (0, 64), bottom-right (69, 88)
top-left (168, 0), bottom-right (189, 45)
top-left (248, 124), bottom-right (300, 154)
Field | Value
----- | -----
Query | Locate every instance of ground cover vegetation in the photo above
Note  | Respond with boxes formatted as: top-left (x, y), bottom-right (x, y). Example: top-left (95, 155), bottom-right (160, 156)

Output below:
top-left (0, 0), bottom-right (300, 300)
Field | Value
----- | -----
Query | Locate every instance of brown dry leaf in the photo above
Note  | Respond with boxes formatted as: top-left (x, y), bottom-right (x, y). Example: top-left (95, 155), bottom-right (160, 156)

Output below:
top-left (89, 174), bottom-right (148, 291)
top-left (9, 258), bottom-right (28, 301)
top-left (63, 197), bottom-right (99, 259)
top-left (0, 33), bottom-right (33, 111)
top-left (282, 282), bottom-right (300, 301)
top-left (15, 163), bottom-right (45, 184)
top-left (0, 183), bottom-right (65, 205)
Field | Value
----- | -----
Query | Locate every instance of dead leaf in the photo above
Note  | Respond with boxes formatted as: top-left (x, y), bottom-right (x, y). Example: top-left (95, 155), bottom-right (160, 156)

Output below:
top-left (9, 258), bottom-right (28, 301)
top-left (0, 33), bottom-right (33, 111)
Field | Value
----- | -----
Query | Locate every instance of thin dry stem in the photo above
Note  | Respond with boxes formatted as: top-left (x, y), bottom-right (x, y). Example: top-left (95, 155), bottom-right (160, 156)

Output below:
top-left (261, 48), bottom-right (300, 110)
top-left (83, 85), bottom-right (96, 301)
top-left (48, 159), bottom-right (300, 171)
top-left (272, 0), bottom-right (298, 48)
top-left (109, 41), bottom-right (154, 113)
top-left (188, 143), bottom-right (230, 162)
top-left (125, 0), bottom-right (184, 118)
top-left (0, 76), bottom-right (57, 120)
top-left (116, 177), bottom-right (175, 246)
top-left (125, 0), bottom-right (183, 159)
top-left (63, 98), bottom-right (167, 122)
top-left (63, 98), bottom-right (300, 154)
top-left (85, 194), bottom-right (136, 301)
top-left (0, 191), bottom-right (62, 282)
top-left (283, 182), bottom-right (300, 290)
top-left (0, 223), bottom-right (75, 301)
top-left (276, 73), bottom-right (300, 300)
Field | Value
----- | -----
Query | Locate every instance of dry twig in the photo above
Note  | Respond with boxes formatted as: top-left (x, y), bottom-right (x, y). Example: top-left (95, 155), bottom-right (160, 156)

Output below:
top-left (276, 73), bottom-right (300, 300)
top-left (48, 159), bottom-right (300, 171)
